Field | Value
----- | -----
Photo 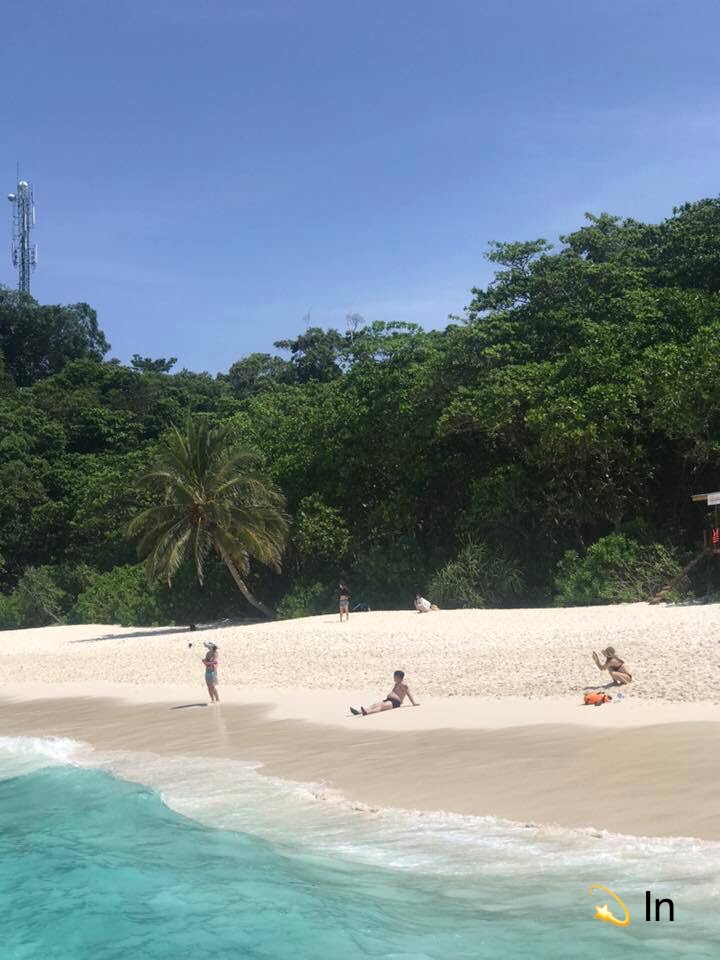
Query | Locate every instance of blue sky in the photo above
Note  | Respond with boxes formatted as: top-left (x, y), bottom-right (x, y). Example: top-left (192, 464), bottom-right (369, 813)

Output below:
top-left (2, 0), bottom-right (719, 372)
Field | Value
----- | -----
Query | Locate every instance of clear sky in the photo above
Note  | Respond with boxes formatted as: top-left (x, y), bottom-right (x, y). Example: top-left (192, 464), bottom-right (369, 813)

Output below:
top-left (2, 0), bottom-right (719, 372)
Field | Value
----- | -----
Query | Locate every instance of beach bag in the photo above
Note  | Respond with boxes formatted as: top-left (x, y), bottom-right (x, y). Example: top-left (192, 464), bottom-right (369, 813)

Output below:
top-left (584, 692), bottom-right (611, 706)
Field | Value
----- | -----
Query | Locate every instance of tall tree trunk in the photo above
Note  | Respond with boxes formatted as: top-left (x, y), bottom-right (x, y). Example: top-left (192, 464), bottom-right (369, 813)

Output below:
top-left (216, 544), bottom-right (275, 618)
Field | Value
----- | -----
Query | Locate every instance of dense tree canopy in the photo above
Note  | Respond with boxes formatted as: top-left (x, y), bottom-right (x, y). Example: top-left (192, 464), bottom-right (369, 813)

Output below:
top-left (3, 197), bottom-right (720, 626)
top-left (0, 288), bottom-right (109, 386)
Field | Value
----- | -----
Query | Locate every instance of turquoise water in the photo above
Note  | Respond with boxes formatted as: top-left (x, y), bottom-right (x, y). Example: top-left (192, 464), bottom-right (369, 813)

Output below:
top-left (0, 739), bottom-right (718, 959)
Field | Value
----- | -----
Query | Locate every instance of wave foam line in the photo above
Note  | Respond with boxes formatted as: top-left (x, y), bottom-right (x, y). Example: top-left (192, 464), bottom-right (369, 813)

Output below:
top-left (72, 746), bottom-right (720, 888)
top-left (2, 736), bottom-right (717, 896)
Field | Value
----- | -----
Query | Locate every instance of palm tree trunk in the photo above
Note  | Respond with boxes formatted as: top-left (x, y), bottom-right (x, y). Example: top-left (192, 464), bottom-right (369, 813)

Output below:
top-left (216, 544), bottom-right (275, 618)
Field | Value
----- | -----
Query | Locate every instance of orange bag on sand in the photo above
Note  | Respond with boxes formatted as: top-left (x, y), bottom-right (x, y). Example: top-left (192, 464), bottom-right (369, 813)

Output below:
top-left (584, 692), bottom-right (611, 706)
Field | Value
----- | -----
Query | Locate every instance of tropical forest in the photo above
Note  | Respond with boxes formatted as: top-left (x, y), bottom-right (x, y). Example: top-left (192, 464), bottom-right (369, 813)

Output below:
top-left (2, 198), bottom-right (720, 628)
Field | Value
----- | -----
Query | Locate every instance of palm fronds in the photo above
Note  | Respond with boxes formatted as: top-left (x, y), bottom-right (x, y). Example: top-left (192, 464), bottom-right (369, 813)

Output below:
top-left (126, 415), bottom-right (288, 614)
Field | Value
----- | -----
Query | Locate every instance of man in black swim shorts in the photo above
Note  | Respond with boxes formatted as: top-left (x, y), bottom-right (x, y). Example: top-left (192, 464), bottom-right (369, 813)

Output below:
top-left (350, 670), bottom-right (419, 716)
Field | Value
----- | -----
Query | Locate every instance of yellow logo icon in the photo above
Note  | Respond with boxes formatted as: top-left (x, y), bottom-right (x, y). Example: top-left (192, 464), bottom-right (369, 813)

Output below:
top-left (590, 885), bottom-right (631, 928)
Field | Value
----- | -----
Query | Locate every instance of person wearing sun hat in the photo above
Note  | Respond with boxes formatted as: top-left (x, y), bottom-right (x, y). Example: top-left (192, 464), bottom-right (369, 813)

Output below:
top-left (592, 645), bottom-right (632, 685)
top-left (202, 642), bottom-right (220, 703)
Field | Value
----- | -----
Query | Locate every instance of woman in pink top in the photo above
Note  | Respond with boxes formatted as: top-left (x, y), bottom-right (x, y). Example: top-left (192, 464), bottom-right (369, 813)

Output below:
top-left (202, 642), bottom-right (220, 703)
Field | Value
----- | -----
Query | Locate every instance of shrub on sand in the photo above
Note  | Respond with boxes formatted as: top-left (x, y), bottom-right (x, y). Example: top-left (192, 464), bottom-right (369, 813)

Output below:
top-left (554, 533), bottom-right (684, 606)
top-left (0, 592), bottom-right (21, 629)
top-left (429, 541), bottom-right (524, 609)
top-left (276, 581), bottom-right (330, 619)
top-left (15, 566), bottom-right (67, 626)
top-left (71, 564), bottom-right (165, 626)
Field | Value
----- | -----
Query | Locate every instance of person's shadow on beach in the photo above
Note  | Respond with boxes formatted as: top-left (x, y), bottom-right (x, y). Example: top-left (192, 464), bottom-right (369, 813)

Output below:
top-left (582, 682), bottom-right (618, 690)
top-left (170, 703), bottom-right (208, 710)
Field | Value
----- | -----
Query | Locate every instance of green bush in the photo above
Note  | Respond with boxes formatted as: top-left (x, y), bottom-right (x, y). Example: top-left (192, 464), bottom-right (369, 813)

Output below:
top-left (68, 556), bottom-right (269, 627)
top-left (429, 541), bottom-right (524, 609)
top-left (0, 592), bottom-right (21, 629)
top-left (15, 566), bottom-right (67, 626)
top-left (71, 564), bottom-right (166, 626)
top-left (0, 564), bottom-right (98, 630)
top-left (4, 562), bottom-right (102, 628)
top-left (276, 581), bottom-right (330, 619)
top-left (554, 534), bottom-right (683, 606)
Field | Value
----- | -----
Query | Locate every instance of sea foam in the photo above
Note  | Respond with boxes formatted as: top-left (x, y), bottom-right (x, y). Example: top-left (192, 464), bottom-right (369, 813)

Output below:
top-left (1, 736), bottom-right (714, 896)
top-left (2, 735), bottom-right (719, 957)
top-left (0, 735), bottom-right (88, 777)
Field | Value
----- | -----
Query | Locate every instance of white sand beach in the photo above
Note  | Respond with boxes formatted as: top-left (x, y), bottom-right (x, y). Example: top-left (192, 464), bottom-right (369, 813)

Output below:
top-left (1, 603), bottom-right (719, 700)
top-left (2, 603), bottom-right (719, 839)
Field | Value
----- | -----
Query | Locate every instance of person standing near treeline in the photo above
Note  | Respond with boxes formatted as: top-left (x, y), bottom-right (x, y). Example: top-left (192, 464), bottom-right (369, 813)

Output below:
top-left (339, 582), bottom-right (350, 621)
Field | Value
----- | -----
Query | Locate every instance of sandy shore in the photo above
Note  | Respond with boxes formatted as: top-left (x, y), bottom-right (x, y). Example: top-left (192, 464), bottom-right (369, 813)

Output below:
top-left (1, 605), bottom-right (719, 839)
top-left (0, 685), bottom-right (718, 840)
top-left (1, 604), bottom-right (719, 701)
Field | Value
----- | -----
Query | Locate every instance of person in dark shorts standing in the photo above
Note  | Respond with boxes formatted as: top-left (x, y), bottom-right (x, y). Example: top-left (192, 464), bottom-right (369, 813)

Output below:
top-left (339, 582), bottom-right (351, 622)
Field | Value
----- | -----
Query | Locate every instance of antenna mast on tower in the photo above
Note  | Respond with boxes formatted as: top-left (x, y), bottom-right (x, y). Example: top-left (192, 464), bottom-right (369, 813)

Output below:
top-left (7, 170), bottom-right (37, 294)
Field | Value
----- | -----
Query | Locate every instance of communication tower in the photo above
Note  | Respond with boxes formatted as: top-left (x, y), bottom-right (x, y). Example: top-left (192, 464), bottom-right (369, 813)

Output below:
top-left (7, 173), bottom-right (37, 294)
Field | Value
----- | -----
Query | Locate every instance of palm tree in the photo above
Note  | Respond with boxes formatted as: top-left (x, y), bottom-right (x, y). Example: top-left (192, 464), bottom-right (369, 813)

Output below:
top-left (127, 416), bottom-right (288, 617)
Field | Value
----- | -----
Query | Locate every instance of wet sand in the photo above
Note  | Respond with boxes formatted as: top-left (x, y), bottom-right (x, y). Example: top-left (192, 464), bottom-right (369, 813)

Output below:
top-left (2, 606), bottom-right (718, 839)
top-left (1, 686), bottom-right (717, 840)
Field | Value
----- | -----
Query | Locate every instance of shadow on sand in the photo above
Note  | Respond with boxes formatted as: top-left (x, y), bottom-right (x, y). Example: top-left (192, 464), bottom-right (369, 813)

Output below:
top-left (170, 703), bottom-right (208, 710)
top-left (70, 619), bottom-right (262, 643)
top-left (71, 626), bottom-right (209, 643)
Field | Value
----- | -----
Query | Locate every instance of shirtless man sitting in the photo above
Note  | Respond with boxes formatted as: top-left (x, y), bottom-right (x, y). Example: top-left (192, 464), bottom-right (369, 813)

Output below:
top-left (350, 670), bottom-right (419, 716)
top-left (592, 646), bottom-right (632, 685)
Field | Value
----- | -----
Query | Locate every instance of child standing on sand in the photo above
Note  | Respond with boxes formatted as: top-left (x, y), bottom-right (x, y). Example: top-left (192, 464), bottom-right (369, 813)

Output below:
top-left (592, 646), bottom-right (632, 685)
top-left (203, 642), bottom-right (220, 703)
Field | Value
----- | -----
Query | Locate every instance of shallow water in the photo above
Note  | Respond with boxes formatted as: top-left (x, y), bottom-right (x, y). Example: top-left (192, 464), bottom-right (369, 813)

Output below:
top-left (0, 737), bottom-right (717, 958)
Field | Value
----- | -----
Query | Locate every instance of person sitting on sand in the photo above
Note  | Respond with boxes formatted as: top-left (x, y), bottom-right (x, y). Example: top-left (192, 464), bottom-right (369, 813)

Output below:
top-left (350, 670), bottom-right (419, 716)
top-left (202, 642), bottom-right (220, 703)
top-left (414, 593), bottom-right (438, 613)
top-left (592, 646), bottom-right (632, 686)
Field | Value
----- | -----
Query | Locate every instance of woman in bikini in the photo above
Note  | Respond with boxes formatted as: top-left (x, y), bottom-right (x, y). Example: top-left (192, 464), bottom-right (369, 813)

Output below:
top-left (350, 670), bottom-right (418, 716)
top-left (592, 646), bottom-right (632, 685)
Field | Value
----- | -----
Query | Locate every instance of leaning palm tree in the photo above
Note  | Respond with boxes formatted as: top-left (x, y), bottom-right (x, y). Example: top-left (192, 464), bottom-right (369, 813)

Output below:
top-left (127, 416), bottom-right (288, 617)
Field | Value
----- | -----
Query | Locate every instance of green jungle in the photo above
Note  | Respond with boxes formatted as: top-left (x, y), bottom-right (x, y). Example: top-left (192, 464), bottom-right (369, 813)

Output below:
top-left (2, 198), bottom-right (720, 628)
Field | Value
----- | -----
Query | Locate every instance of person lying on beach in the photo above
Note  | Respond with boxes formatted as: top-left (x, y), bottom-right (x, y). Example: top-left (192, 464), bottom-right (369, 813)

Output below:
top-left (592, 646), bottom-right (632, 685)
top-left (202, 642), bottom-right (220, 703)
top-left (414, 594), bottom-right (438, 613)
top-left (350, 670), bottom-right (419, 716)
